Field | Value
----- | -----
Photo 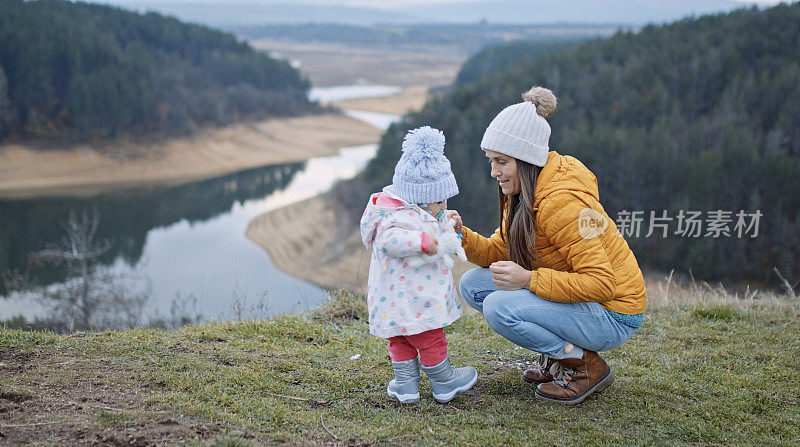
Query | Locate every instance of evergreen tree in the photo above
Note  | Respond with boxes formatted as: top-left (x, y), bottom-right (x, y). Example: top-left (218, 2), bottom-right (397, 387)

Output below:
top-left (362, 3), bottom-right (800, 288)
top-left (0, 0), bottom-right (313, 141)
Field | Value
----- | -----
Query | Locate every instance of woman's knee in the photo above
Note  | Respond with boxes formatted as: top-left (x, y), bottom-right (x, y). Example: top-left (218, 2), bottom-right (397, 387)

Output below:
top-left (482, 292), bottom-right (516, 331)
top-left (458, 268), bottom-right (484, 298)
top-left (458, 268), bottom-right (493, 309)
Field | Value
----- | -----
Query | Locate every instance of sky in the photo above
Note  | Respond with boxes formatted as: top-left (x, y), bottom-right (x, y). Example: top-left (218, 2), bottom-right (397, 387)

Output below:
top-left (94, 0), bottom-right (788, 5)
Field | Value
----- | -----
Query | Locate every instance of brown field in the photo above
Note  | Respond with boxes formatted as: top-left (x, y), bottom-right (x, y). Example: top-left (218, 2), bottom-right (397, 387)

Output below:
top-left (251, 40), bottom-right (466, 88)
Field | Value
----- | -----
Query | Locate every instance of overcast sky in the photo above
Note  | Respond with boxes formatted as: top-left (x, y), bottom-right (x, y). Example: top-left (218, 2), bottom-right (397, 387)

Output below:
top-left (94, 0), bottom-right (788, 5)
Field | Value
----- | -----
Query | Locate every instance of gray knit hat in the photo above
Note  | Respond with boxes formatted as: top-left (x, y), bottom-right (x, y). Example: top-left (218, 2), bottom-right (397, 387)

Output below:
top-left (480, 86), bottom-right (557, 167)
top-left (392, 126), bottom-right (459, 204)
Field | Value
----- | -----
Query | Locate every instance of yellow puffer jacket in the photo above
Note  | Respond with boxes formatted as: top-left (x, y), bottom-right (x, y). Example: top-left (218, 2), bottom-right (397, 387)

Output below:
top-left (461, 151), bottom-right (647, 315)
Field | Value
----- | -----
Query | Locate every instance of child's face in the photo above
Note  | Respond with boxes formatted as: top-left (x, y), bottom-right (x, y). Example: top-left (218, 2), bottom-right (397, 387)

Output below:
top-left (423, 200), bottom-right (447, 218)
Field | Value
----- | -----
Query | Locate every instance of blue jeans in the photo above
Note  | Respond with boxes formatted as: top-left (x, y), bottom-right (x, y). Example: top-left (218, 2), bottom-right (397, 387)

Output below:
top-left (459, 268), bottom-right (637, 359)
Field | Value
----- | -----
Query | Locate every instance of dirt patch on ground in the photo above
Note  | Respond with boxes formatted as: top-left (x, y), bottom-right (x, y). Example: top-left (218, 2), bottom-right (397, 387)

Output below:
top-left (0, 346), bottom-right (221, 446)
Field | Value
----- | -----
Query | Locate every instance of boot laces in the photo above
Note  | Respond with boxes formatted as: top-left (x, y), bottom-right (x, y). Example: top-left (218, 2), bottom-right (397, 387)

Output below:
top-left (549, 362), bottom-right (576, 388)
top-left (533, 354), bottom-right (552, 374)
top-left (536, 353), bottom-right (550, 368)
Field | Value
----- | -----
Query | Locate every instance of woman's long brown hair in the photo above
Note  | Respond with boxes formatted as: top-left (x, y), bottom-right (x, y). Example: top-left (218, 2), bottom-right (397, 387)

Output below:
top-left (499, 159), bottom-right (541, 270)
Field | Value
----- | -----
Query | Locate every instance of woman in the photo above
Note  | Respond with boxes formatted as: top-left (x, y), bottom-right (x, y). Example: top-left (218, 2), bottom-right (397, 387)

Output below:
top-left (449, 86), bottom-right (647, 405)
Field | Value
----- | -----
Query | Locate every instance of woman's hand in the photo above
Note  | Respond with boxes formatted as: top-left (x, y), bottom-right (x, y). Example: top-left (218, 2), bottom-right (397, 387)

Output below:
top-left (489, 261), bottom-right (531, 290)
top-left (445, 209), bottom-right (463, 233)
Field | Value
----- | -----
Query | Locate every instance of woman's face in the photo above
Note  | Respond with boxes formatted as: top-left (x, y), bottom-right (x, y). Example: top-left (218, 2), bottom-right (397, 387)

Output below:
top-left (485, 149), bottom-right (521, 196)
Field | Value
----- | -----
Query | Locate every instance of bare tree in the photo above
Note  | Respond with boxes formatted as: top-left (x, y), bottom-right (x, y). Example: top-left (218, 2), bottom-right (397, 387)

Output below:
top-left (34, 209), bottom-right (149, 332)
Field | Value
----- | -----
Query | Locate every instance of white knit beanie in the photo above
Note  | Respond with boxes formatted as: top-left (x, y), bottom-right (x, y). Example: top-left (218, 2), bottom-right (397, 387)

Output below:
top-left (480, 86), bottom-right (557, 167)
top-left (392, 126), bottom-right (459, 204)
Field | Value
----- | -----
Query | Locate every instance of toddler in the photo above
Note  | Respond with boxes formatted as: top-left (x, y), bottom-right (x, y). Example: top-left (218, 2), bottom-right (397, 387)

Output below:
top-left (360, 126), bottom-right (477, 403)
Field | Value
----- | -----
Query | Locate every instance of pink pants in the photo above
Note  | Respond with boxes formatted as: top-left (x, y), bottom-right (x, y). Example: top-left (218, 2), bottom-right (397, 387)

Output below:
top-left (387, 328), bottom-right (448, 367)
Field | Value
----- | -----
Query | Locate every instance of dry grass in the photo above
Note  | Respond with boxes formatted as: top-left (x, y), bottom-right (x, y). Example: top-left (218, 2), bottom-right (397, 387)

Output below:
top-left (645, 269), bottom-right (800, 318)
top-left (2, 277), bottom-right (799, 445)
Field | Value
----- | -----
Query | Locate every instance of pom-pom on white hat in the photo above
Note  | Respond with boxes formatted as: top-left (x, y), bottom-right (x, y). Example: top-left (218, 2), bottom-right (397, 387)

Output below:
top-left (480, 86), bottom-right (557, 167)
top-left (392, 126), bottom-right (459, 204)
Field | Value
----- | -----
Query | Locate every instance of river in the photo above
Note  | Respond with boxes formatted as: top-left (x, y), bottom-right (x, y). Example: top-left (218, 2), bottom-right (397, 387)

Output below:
top-left (0, 85), bottom-right (400, 327)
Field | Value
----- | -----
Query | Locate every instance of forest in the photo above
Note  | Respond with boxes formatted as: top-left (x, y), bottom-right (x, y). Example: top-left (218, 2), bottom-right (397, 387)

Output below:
top-left (453, 40), bottom-right (583, 85)
top-left (0, 0), bottom-right (313, 142)
top-left (360, 3), bottom-right (800, 288)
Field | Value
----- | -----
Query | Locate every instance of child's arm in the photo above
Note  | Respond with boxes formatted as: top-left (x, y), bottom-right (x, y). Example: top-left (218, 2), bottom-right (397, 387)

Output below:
top-left (373, 214), bottom-right (434, 258)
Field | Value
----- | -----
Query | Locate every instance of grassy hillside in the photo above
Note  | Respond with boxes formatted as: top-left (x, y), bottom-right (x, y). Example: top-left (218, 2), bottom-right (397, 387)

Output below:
top-left (362, 3), bottom-right (800, 288)
top-left (0, 0), bottom-right (312, 142)
top-left (1, 286), bottom-right (798, 445)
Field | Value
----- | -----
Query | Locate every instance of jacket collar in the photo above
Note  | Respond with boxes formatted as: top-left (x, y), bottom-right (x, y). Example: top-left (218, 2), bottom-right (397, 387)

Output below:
top-left (533, 151), bottom-right (600, 210)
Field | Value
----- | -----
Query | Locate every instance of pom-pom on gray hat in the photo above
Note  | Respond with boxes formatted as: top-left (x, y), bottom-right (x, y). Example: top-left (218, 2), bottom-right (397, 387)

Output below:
top-left (480, 86), bottom-right (557, 167)
top-left (392, 126), bottom-right (459, 204)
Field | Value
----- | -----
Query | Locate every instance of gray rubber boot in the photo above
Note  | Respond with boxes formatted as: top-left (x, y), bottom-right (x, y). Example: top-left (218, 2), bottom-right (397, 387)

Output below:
top-left (387, 358), bottom-right (421, 403)
top-left (420, 356), bottom-right (478, 403)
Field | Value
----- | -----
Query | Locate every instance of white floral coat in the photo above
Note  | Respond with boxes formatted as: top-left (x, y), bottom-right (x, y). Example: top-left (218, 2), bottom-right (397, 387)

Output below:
top-left (360, 185), bottom-right (462, 338)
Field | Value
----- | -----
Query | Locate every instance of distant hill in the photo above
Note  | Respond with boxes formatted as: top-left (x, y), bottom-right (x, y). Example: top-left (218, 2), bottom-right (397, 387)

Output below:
top-left (234, 23), bottom-right (613, 56)
top-left (101, 0), bottom-right (765, 27)
top-left (361, 3), bottom-right (800, 287)
top-left (0, 0), bottom-right (313, 142)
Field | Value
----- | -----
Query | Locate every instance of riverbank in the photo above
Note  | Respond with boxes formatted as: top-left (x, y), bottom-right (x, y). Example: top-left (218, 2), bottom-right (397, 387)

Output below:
top-left (0, 83), bottom-right (435, 200)
top-left (330, 85), bottom-right (431, 115)
top-left (0, 113), bottom-right (382, 199)
top-left (245, 192), bottom-right (477, 308)
top-left (242, 84), bottom-right (451, 298)
top-left (246, 193), bottom-right (368, 294)
top-left (239, 43), bottom-right (448, 297)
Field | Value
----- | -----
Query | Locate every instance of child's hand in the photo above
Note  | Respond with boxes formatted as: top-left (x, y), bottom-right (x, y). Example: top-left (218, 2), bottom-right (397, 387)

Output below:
top-left (445, 210), bottom-right (463, 232)
top-left (425, 238), bottom-right (439, 255)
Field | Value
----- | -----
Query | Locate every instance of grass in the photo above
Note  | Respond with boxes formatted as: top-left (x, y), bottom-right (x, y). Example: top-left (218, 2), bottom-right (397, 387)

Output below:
top-left (2, 279), bottom-right (799, 446)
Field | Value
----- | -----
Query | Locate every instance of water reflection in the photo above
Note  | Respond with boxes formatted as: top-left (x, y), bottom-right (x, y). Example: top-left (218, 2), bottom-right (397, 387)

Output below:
top-left (2, 84), bottom-right (400, 328)
top-left (1, 144), bottom-right (384, 327)
top-left (0, 162), bottom-right (302, 297)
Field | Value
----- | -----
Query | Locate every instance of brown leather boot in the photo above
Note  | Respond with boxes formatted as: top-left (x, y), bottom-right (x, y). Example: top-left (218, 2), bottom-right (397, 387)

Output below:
top-left (535, 350), bottom-right (614, 405)
top-left (521, 353), bottom-right (555, 384)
